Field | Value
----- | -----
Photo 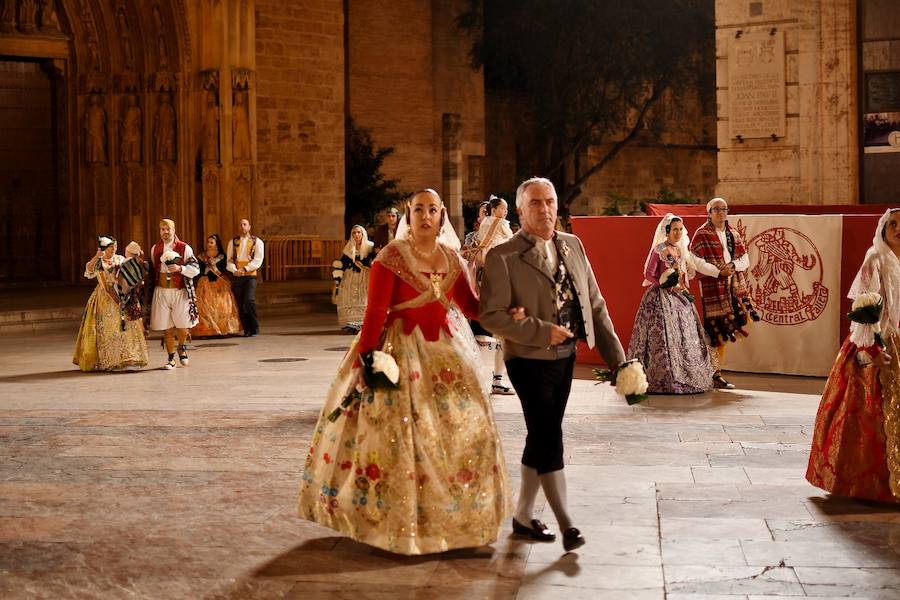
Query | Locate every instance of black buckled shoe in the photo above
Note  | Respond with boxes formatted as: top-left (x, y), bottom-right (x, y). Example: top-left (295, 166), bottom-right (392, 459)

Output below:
top-left (562, 527), bottom-right (585, 552)
top-left (712, 373), bottom-right (735, 389)
top-left (512, 518), bottom-right (556, 542)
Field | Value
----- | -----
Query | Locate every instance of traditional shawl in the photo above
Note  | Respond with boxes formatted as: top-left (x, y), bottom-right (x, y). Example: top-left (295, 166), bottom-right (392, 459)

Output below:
top-left (373, 239), bottom-right (469, 312)
top-left (690, 219), bottom-right (759, 345)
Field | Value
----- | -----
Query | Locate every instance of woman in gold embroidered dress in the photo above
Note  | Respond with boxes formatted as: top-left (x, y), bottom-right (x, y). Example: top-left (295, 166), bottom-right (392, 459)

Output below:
top-left (192, 234), bottom-right (242, 337)
top-left (806, 208), bottom-right (900, 502)
top-left (73, 236), bottom-right (149, 372)
top-left (298, 189), bottom-right (510, 555)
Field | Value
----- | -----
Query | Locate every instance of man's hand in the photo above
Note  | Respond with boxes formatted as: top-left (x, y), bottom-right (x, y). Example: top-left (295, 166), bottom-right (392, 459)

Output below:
top-left (508, 306), bottom-right (525, 322)
top-left (721, 263), bottom-right (735, 277)
top-left (169, 264), bottom-right (182, 273)
top-left (549, 324), bottom-right (574, 345)
top-left (234, 268), bottom-right (245, 277)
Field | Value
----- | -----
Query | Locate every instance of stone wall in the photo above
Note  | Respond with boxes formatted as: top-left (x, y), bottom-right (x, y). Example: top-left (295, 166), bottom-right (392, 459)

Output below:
top-left (348, 0), bottom-right (485, 216)
top-left (255, 0), bottom-right (345, 237)
top-left (714, 0), bottom-right (858, 204)
top-left (486, 86), bottom-right (718, 217)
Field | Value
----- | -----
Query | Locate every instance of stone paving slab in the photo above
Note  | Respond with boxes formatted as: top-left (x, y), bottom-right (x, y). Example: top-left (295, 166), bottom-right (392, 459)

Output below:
top-left (1, 312), bottom-right (899, 599)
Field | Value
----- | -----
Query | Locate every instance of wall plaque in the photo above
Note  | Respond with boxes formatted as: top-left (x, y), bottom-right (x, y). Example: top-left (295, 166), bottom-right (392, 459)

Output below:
top-left (728, 30), bottom-right (786, 139)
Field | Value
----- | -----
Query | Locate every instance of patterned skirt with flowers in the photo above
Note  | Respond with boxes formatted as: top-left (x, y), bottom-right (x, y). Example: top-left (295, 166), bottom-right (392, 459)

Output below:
top-left (297, 319), bottom-right (510, 555)
top-left (627, 285), bottom-right (713, 394)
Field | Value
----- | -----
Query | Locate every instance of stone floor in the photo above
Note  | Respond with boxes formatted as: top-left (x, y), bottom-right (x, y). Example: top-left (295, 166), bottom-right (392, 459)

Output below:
top-left (1, 312), bottom-right (899, 599)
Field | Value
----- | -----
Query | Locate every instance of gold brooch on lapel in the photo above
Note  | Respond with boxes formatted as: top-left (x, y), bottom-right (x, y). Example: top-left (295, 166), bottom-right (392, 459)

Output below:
top-left (561, 243), bottom-right (570, 257)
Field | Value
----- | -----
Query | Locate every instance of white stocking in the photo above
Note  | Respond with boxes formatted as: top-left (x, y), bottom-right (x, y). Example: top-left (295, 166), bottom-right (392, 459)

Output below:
top-left (540, 469), bottom-right (573, 531)
top-left (514, 465), bottom-right (541, 524)
top-left (493, 344), bottom-right (506, 379)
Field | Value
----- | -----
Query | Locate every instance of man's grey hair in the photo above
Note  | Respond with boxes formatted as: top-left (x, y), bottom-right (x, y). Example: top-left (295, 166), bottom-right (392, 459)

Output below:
top-left (515, 177), bottom-right (557, 210)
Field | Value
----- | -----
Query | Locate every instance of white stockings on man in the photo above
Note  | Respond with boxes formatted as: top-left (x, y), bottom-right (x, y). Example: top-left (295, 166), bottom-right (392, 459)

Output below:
top-left (540, 469), bottom-right (573, 531)
top-left (515, 465), bottom-right (541, 524)
top-left (515, 465), bottom-right (573, 531)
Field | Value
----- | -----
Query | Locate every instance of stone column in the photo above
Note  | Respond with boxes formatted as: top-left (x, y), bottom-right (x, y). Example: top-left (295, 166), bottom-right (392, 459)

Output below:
top-left (442, 113), bottom-right (463, 238)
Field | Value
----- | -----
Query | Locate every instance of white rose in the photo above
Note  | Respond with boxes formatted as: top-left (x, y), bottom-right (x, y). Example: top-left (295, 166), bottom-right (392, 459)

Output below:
top-left (615, 362), bottom-right (648, 397)
top-left (371, 350), bottom-right (400, 385)
top-left (332, 269), bottom-right (344, 279)
top-left (852, 292), bottom-right (882, 310)
top-left (332, 260), bottom-right (344, 269)
top-left (160, 250), bottom-right (181, 264)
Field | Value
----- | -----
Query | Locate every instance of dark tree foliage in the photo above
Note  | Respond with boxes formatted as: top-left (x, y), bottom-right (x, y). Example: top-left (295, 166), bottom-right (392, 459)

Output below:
top-left (458, 0), bottom-right (714, 217)
top-left (344, 119), bottom-right (407, 236)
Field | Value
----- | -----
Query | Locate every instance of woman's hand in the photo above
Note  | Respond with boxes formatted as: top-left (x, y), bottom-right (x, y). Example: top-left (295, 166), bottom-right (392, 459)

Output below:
top-left (874, 351), bottom-right (893, 367)
top-left (508, 306), bottom-right (526, 321)
top-left (94, 248), bottom-right (104, 259)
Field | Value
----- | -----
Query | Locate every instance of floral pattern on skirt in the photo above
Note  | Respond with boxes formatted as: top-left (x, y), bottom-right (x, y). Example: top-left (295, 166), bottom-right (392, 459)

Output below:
top-left (806, 331), bottom-right (900, 502)
top-left (73, 280), bottom-right (148, 372)
top-left (627, 285), bottom-right (713, 394)
top-left (192, 277), bottom-right (242, 337)
top-left (298, 320), bottom-right (510, 555)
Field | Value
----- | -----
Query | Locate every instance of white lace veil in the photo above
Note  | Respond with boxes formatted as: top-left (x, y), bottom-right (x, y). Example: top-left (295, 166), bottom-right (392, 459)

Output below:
top-left (642, 213), bottom-right (691, 286)
top-left (847, 208), bottom-right (900, 338)
top-left (342, 225), bottom-right (374, 260)
top-left (395, 205), bottom-right (462, 251)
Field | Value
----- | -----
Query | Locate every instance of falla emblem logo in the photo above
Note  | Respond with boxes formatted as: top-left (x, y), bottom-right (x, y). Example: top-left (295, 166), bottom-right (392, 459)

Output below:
top-left (743, 222), bottom-right (828, 326)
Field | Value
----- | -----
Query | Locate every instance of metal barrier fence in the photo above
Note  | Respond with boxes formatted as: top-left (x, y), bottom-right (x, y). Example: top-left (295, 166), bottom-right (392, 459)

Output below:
top-left (262, 236), bottom-right (345, 281)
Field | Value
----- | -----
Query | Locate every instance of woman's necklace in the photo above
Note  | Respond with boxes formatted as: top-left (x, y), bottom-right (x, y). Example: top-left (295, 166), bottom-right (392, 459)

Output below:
top-left (409, 240), bottom-right (439, 260)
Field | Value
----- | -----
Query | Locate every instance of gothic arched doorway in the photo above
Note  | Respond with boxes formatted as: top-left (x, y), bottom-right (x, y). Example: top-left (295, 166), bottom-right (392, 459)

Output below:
top-left (0, 0), bottom-right (194, 285)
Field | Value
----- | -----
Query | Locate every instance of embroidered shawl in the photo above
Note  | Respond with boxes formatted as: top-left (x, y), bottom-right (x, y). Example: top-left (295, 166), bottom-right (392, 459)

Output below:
top-left (690, 220), bottom-right (751, 317)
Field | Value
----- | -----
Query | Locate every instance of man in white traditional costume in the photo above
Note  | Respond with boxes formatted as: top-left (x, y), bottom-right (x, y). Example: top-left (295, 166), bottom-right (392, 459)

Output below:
top-left (148, 218), bottom-right (200, 369)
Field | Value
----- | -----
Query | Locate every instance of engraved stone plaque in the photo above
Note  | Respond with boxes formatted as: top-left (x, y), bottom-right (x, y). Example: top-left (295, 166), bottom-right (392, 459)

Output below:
top-left (728, 30), bottom-right (786, 139)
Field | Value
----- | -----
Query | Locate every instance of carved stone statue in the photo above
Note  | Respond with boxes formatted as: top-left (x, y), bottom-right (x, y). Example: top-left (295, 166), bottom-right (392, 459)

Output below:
top-left (84, 94), bottom-right (107, 164)
top-left (154, 93), bottom-right (176, 162)
top-left (201, 90), bottom-right (219, 164)
top-left (18, 0), bottom-right (37, 33)
top-left (157, 35), bottom-right (169, 70)
top-left (39, 0), bottom-right (60, 33)
top-left (1, 0), bottom-right (17, 33)
top-left (233, 92), bottom-right (251, 161)
top-left (121, 94), bottom-right (142, 163)
top-left (117, 7), bottom-right (134, 70)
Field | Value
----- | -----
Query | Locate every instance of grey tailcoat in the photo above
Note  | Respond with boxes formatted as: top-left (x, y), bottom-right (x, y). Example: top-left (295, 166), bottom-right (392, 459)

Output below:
top-left (479, 229), bottom-right (626, 367)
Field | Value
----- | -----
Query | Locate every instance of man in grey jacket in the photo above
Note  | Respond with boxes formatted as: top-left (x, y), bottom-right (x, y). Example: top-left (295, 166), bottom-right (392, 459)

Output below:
top-left (479, 177), bottom-right (626, 552)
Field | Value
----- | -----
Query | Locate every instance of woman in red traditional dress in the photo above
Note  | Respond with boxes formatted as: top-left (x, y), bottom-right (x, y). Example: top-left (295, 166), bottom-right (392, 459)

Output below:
top-left (298, 189), bottom-right (510, 554)
top-left (806, 208), bottom-right (900, 502)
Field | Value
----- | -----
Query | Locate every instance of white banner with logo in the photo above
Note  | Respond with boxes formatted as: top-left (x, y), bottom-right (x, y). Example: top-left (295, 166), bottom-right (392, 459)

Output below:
top-left (721, 215), bottom-right (843, 377)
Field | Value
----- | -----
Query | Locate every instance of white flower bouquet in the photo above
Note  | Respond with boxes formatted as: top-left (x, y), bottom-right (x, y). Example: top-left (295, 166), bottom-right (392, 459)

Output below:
top-left (363, 350), bottom-right (400, 389)
top-left (848, 292), bottom-right (883, 325)
top-left (160, 250), bottom-right (181, 266)
top-left (593, 358), bottom-right (649, 405)
top-left (659, 267), bottom-right (680, 290)
top-left (327, 350), bottom-right (400, 423)
top-left (160, 250), bottom-right (182, 283)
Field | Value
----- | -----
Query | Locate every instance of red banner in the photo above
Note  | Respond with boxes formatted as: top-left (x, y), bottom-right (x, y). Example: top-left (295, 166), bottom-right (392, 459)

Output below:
top-left (572, 214), bottom-right (883, 373)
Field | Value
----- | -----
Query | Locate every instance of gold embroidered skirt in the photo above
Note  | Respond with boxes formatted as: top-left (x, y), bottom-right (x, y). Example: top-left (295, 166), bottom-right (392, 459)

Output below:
top-left (73, 284), bottom-right (149, 372)
top-left (192, 277), bottom-right (242, 337)
top-left (298, 320), bottom-right (510, 554)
